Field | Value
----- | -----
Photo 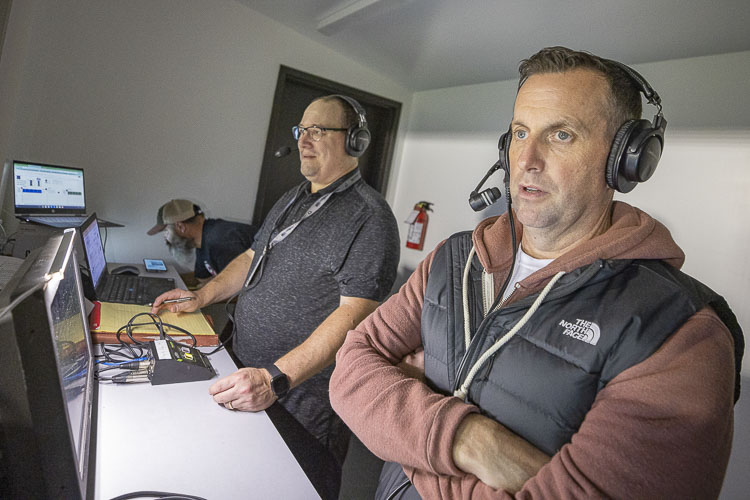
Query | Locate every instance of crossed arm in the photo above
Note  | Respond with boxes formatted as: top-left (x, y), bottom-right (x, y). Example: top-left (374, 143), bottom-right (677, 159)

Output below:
top-left (329, 252), bottom-right (736, 498)
top-left (329, 252), bottom-right (549, 495)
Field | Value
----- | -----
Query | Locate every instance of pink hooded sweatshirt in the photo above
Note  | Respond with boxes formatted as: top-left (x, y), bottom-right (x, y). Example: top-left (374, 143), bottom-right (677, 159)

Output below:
top-left (330, 202), bottom-right (736, 499)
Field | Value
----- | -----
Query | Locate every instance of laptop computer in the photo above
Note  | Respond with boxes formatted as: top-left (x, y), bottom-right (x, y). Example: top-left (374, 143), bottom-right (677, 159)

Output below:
top-left (78, 213), bottom-right (175, 305)
top-left (13, 159), bottom-right (90, 228)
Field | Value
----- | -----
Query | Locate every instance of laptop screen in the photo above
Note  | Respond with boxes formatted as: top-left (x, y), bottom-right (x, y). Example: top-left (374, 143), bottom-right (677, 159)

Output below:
top-left (80, 215), bottom-right (107, 289)
top-left (0, 230), bottom-right (96, 498)
top-left (45, 231), bottom-right (96, 484)
top-left (13, 160), bottom-right (86, 215)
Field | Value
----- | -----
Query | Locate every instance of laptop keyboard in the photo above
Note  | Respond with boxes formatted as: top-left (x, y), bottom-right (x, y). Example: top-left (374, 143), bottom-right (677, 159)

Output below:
top-left (101, 275), bottom-right (174, 305)
top-left (102, 275), bottom-right (137, 303)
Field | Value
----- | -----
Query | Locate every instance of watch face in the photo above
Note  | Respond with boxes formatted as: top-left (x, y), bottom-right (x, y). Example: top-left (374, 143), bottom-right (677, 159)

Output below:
top-left (271, 373), bottom-right (290, 396)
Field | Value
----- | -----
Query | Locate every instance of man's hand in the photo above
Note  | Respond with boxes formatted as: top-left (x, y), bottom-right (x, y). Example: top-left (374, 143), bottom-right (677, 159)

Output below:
top-left (452, 413), bottom-right (551, 493)
top-left (150, 288), bottom-right (202, 314)
top-left (208, 367), bottom-right (276, 412)
top-left (397, 347), bottom-right (425, 382)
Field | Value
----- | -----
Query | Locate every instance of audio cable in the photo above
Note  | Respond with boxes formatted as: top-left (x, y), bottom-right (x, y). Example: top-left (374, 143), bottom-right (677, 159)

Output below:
top-left (96, 312), bottom-right (200, 383)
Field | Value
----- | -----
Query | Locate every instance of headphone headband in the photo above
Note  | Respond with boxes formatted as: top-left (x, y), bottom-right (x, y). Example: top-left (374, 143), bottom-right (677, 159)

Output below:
top-left (331, 94), bottom-right (368, 130)
top-left (605, 59), bottom-right (661, 109)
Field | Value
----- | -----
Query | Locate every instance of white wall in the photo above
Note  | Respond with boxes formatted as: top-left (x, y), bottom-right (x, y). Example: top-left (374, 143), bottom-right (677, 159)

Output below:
top-left (0, 0), bottom-right (412, 268)
top-left (394, 51), bottom-right (750, 376)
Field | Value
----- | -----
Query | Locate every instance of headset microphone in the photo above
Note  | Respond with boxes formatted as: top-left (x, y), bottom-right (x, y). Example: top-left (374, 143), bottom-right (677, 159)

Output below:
top-left (468, 159), bottom-right (505, 212)
top-left (469, 187), bottom-right (502, 212)
top-left (274, 145), bottom-right (298, 158)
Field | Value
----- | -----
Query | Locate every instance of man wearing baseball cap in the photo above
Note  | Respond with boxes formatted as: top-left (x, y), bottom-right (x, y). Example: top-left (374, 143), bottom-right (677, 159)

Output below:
top-left (148, 199), bottom-right (256, 283)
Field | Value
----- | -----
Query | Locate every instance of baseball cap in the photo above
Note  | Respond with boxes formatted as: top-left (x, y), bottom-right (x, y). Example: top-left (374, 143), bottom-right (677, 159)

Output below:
top-left (147, 199), bottom-right (202, 235)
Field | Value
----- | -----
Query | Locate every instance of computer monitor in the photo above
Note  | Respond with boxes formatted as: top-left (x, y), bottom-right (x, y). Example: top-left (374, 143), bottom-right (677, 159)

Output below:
top-left (79, 213), bottom-right (107, 291)
top-left (0, 229), bottom-right (96, 499)
top-left (12, 159), bottom-right (86, 215)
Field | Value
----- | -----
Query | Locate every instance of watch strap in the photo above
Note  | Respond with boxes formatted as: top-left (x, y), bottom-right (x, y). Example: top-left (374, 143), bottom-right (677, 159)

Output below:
top-left (265, 363), bottom-right (289, 397)
top-left (266, 363), bottom-right (283, 380)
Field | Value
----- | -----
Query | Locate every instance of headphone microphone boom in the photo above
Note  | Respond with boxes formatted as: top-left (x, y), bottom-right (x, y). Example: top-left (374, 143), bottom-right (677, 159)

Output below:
top-left (468, 131), bottom-right (511, 212)
top-left (468, 159), bottom-right (504, 212)
top-left (274, 145), bottom-right (298, 158)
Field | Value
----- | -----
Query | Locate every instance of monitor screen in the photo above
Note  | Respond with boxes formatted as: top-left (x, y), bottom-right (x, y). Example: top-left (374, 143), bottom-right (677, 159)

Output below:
top-left (12, 160), bottom-right (86, 215)
top-left (80, 214), bottom-right (107, 289)
top-left (47, 235), bottom-right (94, 471)
top-left (0, 229), bottom-right (96, 499)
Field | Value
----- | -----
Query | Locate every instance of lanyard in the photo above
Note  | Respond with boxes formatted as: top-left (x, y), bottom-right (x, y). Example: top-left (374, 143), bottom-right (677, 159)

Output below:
top-left (243, 170), bottom-right (361, 289)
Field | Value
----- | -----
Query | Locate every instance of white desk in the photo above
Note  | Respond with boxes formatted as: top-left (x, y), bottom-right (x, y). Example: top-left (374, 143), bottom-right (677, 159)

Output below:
top-left (94, 349), bottom-right (318, 499)
top-left (94, 264), bottom-right (318, 499)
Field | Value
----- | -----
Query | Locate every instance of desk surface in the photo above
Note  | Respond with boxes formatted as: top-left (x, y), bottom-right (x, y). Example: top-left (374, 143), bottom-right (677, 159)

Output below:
top-left (94, 349), bottom-right (318, 499)
top-left (95, 263), bottom-right (318, 499)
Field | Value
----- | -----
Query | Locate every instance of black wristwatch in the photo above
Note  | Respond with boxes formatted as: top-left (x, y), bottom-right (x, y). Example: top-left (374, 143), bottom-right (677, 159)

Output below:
top-left (265, 364), bottom-right (290, 398)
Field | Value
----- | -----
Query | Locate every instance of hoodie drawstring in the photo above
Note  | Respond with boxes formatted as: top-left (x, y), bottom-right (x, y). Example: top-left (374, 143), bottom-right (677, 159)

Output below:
top-left (454, 265), bottom-right (566, 401)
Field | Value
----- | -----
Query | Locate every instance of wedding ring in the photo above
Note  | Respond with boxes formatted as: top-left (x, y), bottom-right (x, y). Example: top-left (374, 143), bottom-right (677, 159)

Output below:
top-left (226, 400), bottom-right (234, 410)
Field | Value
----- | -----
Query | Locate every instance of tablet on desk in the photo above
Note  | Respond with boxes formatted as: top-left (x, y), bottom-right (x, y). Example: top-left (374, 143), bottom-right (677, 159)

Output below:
top-left (144, 259), bottom-right (167, 272)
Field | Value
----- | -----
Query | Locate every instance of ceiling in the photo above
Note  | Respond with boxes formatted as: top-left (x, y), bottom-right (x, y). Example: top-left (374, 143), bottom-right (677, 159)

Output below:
top-left (238, 0), bottom-right (750, 91)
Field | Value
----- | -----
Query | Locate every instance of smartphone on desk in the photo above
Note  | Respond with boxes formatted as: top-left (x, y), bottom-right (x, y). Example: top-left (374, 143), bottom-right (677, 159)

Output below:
top-left (143, 258), bottom-right (167, 272)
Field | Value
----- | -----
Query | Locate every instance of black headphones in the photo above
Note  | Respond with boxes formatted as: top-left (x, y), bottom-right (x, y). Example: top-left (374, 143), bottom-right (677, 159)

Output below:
top-left (474, 60), bottom-right (667, 211)
top-left (603, 61), bottom-right (667, 193)
top-left (331, 94), bottom-right (371, 158)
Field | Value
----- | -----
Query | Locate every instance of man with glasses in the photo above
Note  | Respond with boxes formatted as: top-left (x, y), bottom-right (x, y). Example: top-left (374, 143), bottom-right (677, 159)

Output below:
top-left (151, 95), bottom-right (400, 495)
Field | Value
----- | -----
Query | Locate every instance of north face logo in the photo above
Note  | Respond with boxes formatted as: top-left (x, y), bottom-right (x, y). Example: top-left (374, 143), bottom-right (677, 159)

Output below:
top-left (558, 318), bottom-right (601, 346)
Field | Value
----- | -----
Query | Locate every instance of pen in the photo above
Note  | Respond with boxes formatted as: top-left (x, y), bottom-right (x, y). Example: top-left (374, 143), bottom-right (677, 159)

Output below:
top-left (148, 296), bottom-right (196, 306)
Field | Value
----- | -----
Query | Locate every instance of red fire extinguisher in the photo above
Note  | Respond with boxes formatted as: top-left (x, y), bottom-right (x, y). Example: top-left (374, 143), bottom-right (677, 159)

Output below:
top-left (405, 201), bottom-right (433, 250)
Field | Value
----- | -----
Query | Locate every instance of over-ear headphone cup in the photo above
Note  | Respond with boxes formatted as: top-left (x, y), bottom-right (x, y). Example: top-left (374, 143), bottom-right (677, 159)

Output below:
top-left (331, 94), bottom-right (371, 157)
top-left (347, 127), bottom-right (371, 157)
top-left (607, 119), bottom-right (663, 193)
top-left (631, 134), bottom-right (662, 182)
top-left (606, 120), bottom-right (637, 191)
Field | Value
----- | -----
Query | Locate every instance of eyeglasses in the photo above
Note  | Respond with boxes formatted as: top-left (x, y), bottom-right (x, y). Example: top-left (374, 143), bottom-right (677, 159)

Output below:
top-left (292, 125), bottom-right (347, 142)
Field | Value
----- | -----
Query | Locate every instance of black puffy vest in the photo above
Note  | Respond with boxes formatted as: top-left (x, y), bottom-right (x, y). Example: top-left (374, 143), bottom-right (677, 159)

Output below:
top-left (422, 232), bottom-right (743, 455)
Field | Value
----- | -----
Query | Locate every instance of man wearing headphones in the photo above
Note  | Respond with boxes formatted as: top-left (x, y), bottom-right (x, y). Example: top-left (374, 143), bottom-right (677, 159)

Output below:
top-left (151, 95), bottom-right (400, 491)
top-left (330, 47), bottom-right (743, 499)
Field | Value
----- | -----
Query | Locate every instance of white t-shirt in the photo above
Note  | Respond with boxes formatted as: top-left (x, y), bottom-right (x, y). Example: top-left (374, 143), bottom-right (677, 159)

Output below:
top-left (501, 246), bottom-right (554, 301)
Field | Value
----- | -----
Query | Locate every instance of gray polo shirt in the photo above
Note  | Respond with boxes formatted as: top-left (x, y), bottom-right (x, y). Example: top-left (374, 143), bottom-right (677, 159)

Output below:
top-left (234, 169), bottom-right (400, 462)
